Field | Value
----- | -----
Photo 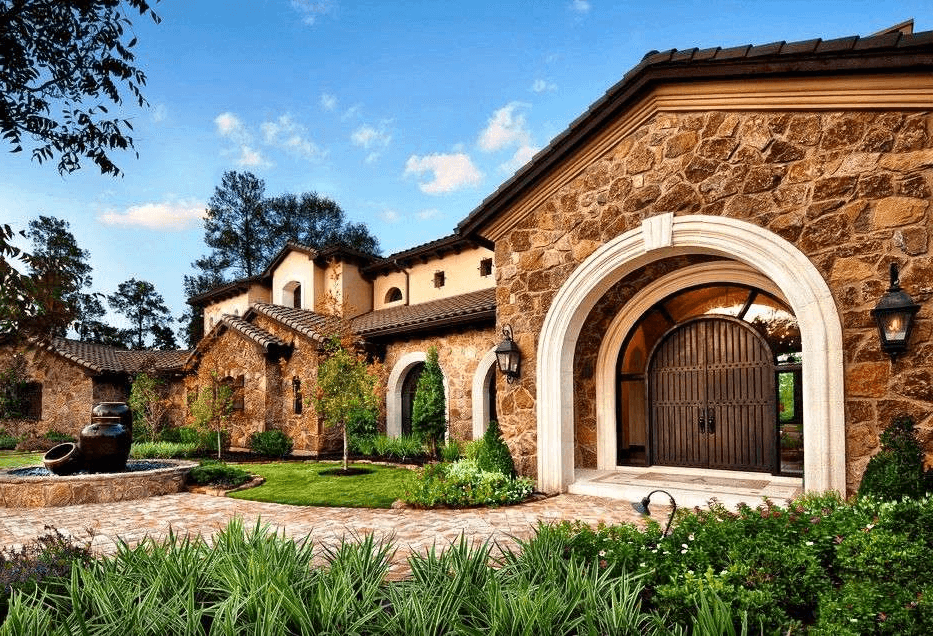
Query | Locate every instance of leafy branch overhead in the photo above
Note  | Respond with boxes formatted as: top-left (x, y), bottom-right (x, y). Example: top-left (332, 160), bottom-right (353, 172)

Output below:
top-left (0, 0), bottom-right (161, 176)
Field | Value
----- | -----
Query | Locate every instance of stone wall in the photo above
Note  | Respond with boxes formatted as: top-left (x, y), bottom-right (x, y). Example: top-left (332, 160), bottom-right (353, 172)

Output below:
top-left (0, 344), bottom-right (94, 438)
top-left (381, 325), bottom-right (498, 443)
top-left (494, 109), bottom-right (933, 493)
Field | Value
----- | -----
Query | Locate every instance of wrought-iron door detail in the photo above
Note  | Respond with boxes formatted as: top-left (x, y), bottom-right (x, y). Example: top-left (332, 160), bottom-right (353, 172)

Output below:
top-left (648, 317), bottom-right (776, 472)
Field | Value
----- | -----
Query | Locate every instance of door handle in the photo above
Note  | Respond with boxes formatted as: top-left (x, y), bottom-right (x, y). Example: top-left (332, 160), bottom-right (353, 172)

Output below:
top-left (707, 407), bottom-right (715, 434)
top-left (698, 408), bottom-right (706, 433)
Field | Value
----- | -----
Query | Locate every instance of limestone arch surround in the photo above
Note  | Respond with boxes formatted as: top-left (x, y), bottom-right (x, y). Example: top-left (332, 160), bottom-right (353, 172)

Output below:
top-left (471, 347), bottom-right (498, 440)
top-left (536, 213), bottom-right (845, 495)
top-left (386, 351), bottom-right (450, 438)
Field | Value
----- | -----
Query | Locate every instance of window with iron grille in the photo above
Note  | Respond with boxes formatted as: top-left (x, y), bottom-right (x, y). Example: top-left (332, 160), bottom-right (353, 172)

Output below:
top-left (479, 258), bottom-right (493, 277)
top-left (434, 271), bottom-right (445, 288)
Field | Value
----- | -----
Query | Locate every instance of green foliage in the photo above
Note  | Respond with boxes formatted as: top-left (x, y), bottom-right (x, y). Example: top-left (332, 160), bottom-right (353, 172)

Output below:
top-left (411, 347), bottom-right (446, 455)
top-left (130, 441), bottom-right (197, 459)
top-left (159, 425), bottom-right (200, 445)
top-left (859, 414), bottom-right (933, 501)
top-left (248, 430), bottom-right (293, 458)
top-left (0, 429), bottom-right (20, 451)
top-left (439, 439), bottom-right (463, 462)
top-left (41, 431), bottom-right (75, 443)
top-left (313, 338), bottom-right (382, 470)
top-left (351, 433), bottom-right (427, 462)
top-left (187, 460), bottom-right (251, 488)
top-left (403, 459), bottom-right (534, 508)
top-left (106, 278), bottom-right (174, 350)
top-left (476, 420), bottom-right (515, 477)
top-left (0, 355), bottom-right (29, 420)
top-left (128, 373), bottom-right (170, 443)
top-left (0, 526), bottom-right (92, 622)
top-left (190, 374), bottom-right (233, 460)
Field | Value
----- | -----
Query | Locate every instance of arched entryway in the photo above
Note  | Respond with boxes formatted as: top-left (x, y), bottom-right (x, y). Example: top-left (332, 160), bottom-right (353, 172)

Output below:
top-left (400, 362), bottom-right (424, 436)
top-left (648, 316), bottom-right (776, 473)
top-left (536, 213), bottom-right (845, 495)
top-left (471, 347), bottom-right (499, 439)
top-left (386, 351), bottom-right (450, 438)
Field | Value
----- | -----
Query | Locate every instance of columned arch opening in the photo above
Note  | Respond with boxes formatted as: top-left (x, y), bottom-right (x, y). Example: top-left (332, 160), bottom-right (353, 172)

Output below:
top-left (386, 351), bottom-right (450, 438)
top-left (537, 213), bottom-right (845, 495)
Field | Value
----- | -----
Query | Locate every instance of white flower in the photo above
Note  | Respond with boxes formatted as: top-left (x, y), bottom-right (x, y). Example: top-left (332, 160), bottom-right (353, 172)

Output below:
top-left (805, 541), bottom-right (814, 546)
top-left (688, 533), bottom-right (695, 541)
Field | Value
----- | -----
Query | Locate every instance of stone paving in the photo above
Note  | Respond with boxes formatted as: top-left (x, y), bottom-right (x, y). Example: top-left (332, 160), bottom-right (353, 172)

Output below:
top-left (0, 492), bottom-right (654, 579)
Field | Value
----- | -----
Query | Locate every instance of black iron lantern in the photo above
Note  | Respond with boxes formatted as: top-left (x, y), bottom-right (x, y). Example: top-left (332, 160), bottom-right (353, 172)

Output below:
top-left (495, 324), bottom-right (521, 383)
top-left (631, 489), bottom-right (678, 536)
top-left (871, 263), bottom-right (920, 361)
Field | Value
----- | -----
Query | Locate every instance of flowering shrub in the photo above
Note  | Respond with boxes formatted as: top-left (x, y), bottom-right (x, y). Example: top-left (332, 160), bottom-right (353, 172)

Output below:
top-left (404, 458), bottom-right (534, 507)
top-left (541, 493), bottom-right (933, 634)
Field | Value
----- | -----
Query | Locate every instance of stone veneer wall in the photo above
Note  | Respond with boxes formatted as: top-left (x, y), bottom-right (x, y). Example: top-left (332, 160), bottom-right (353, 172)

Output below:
top-left (0, 345), bottom-right (94, 437)
top-left (381, 325), bottom-right (497, 443)
top-left (494, 109), bottom-right (933, 493)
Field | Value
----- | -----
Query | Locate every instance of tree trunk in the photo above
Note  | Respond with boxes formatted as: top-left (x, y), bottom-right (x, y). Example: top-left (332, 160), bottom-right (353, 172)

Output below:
top-left (343, 426), bottom-right (348, 472)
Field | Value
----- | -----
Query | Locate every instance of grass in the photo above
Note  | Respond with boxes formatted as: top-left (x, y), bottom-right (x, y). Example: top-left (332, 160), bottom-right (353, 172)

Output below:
top-left (0, 451), bottom-right (42, 469)
top-left (228, 461), bottom-right (414, 508)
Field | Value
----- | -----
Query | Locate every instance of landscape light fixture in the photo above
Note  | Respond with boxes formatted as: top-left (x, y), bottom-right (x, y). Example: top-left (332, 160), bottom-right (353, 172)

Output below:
top-left (495, 324), bottom-right (521, 383)
top-left (871, 263), bottom-right (920, 361)
top-left (631, 489), bottom-right (678, 536)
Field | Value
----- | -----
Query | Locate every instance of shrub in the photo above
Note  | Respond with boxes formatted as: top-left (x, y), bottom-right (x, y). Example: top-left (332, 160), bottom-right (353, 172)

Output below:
top-left (350, 435), bottom-right (377, 456)
top-left (439, 439), bottom-right (462, 462)
top-left (42, 430), bottom-right (75, 443)
top-left (130, 441), bottom-right (197, 459)
top-left (404, 458), bottom-right (533, 507)
top-left (476, 420), bottom-right (515, 477)
top-left (187, 460), bottom-right (250, 488)
top-left (411, 347), bottom-right (446, 456)
top-left (0, 429), bottom-right (18, 450)
top-left (859, 414), bottom-right (933, 501)
top-left (248, 430), bottom-right (293, 458)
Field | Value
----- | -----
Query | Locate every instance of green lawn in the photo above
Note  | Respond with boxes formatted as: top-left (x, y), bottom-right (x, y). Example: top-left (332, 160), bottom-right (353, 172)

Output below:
top-left (228, 461), bottom-right (414, 508)
top-left (0, 451), bottom-right (42, 468)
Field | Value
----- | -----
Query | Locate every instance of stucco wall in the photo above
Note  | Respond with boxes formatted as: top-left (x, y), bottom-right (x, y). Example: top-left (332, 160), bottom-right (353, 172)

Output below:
top-left (202, 284), bottom-right (271, 334)
top-left (272, 250), bottom-right (315, 308)
top-left (381, 325), bottom-right (498, 442)
top-left (373, 247), bottom-right (495, 311)
top-left (493, 109), bottom-right (933, 492)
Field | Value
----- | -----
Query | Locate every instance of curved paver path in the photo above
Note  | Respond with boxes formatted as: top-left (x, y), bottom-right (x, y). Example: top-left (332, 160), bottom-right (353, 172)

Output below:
top-left (0, 493), bottom-right (654, 578)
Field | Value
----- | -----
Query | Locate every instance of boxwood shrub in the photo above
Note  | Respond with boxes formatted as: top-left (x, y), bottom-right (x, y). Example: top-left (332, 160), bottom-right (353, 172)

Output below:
top-left (248, 430), bottom-right (293, 458)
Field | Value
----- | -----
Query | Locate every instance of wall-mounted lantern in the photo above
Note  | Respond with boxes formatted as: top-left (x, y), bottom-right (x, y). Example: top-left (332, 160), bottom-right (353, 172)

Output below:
top-left (871, 263), bottom-right (920, 361)
top-left (495, 324), bottom-right (521, 383)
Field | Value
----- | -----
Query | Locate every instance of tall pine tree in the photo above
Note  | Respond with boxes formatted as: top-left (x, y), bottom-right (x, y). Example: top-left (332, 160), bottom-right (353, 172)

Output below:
top-left (411, 347), bottom-right (446, 457)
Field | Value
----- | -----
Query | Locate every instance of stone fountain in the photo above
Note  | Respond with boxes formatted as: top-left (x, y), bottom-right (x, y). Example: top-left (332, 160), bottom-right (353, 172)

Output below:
top-left (0, 402), bottom-right (195, 508)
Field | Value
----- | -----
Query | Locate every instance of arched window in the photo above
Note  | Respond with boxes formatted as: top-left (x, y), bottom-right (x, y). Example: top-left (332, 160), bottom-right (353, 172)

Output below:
top-left (385, 287), bottom-right (403, 303)
top-left (282, 281), bottom-right (301, 308)
top-left (292, 377), bottom-right (303, 414)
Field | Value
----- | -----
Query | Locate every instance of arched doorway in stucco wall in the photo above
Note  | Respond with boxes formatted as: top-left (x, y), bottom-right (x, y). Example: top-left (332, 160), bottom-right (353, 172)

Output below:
top-left (536, 213), bottom-right (845, 495)
top-left (386, 351), bottom-right (450, 438)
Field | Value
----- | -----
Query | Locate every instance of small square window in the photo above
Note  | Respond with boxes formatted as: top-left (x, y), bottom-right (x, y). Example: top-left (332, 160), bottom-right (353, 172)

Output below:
top-left (434, 271), bottom-right (445, 288)
top-left (479, 258), bottom-right (493, 277)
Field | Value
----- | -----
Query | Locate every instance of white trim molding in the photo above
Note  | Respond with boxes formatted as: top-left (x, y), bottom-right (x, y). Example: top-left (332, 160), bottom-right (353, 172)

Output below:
top-left (386, 351), bottom-right (450, 438)
top-left (536, 214), bottom-right (845, 495)
top-left (471, 347), bottom-right (499, 440)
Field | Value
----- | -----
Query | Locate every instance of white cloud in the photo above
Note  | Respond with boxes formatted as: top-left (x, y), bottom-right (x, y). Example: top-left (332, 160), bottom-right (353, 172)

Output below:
top-left (478, 102), bottom-right (531, 152)
top-left (237, 145), bottom-right (270, 168)
top-left (499, 144), bottom-right (539, 174)
top-left (98, 198), bottom-right (206, 231)
top-left (571, 0), bottom-right (591, 14)
top-left (351, 124), bottom-right (391, 149)
top-left (341, 104), bottom-right (361, 121)
top-left (260, 115), bottom-right (322, 160)
top-left (151, 103), bottom-right (167, 123)
top-left (381, 209), bottom-right (400, 223)
top-left (531, 79), bottom-right (557, 93)
top-left (417, 208), bottom-right (441, 220)
top-left (365, 152), bottom-right (380, 164)
top-left (215, 112), bottom-right (247, 141)
top-left (404, 153), bottom-right (482, 195)
top-left (320, 93), bottom-right (337, 111)
top-left (291, 0), bottom-right (335, 25)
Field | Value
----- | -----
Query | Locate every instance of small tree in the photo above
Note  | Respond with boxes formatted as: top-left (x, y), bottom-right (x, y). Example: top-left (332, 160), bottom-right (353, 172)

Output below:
top-left (0, 353), bottom-right (29, 419)
top-left (313, 337), bottom-right (381, 472)
top-left (127, 372), bottom-right (170, 442)
top-left (190, 373), bottom-right (233, 460)
top-left (411, 347), bottom-right (446, 457)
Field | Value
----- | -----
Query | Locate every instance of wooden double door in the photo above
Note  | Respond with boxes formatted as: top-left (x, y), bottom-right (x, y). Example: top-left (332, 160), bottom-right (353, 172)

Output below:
top-left (648, 317), bottom-right (776, 473)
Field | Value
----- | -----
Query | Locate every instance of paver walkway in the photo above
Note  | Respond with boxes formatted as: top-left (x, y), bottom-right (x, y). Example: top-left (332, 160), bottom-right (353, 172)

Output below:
top-left (0, 493), bottom-right (655, 578)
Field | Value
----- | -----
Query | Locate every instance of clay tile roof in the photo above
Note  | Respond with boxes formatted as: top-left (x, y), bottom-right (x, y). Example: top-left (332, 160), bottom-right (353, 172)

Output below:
top-left (45, 338), bottom-right (190, 374)
top-left (220, 315), bottom-right (288, 353)
top-left (352, 287), bottom-right (496, 337)
top-left (250, 303), bottom-right (344, 343)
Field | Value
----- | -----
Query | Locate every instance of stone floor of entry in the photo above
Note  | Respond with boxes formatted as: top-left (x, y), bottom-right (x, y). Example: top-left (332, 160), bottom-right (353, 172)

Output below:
top-left (0, 493), bottom-right (656, 579)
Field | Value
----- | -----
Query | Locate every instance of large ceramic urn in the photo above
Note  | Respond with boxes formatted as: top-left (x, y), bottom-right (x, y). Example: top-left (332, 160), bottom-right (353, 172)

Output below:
top-left (80, 402), bottom-right (132, 473)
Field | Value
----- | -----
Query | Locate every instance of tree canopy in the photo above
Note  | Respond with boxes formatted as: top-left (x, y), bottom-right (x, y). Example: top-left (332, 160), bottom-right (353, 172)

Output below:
top-left (0, 0), bottom-right (161, 176)
top-left (107, 277), bottom-right (173, 349)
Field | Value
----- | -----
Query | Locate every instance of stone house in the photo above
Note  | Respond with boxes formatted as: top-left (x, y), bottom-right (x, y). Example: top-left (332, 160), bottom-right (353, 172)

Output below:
top-left (0, 338), bottom-right (188, 439)
top-left (9, 22), bottom-right (933, 502)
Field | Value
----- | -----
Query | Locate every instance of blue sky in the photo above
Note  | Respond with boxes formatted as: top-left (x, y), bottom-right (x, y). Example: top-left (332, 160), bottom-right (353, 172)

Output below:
top-left (2, 0), bottom-right (931, 334)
